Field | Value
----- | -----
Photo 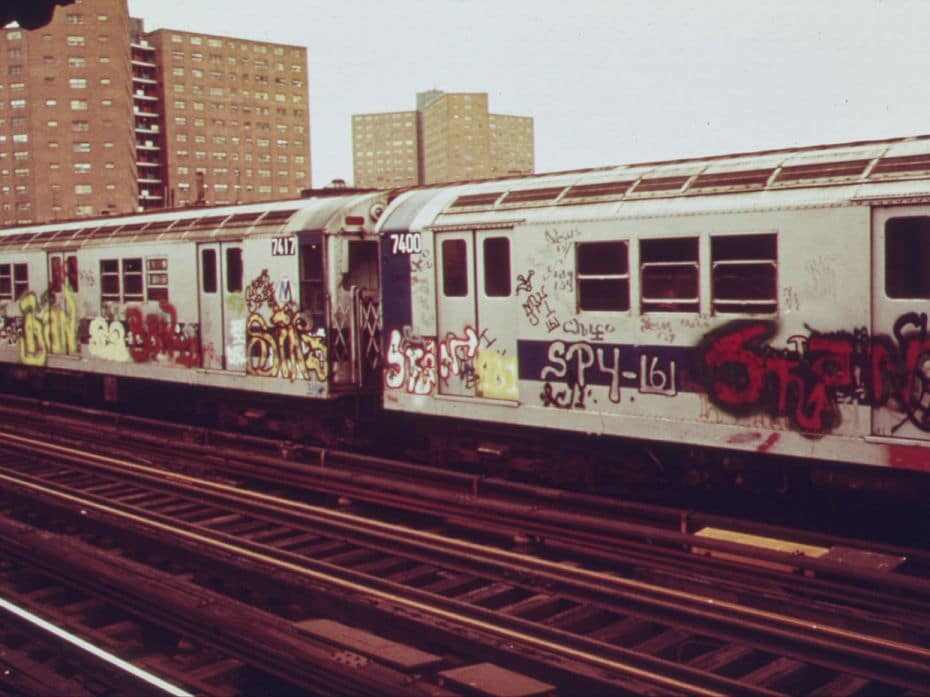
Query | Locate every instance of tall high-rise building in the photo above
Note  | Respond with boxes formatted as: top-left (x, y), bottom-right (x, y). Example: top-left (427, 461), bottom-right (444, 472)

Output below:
top-left (352, 90), bottom-right (533, 188)
top-left (147, 27), bottom-right (309, 210)
top-left (0, 0), bottom-right (310, 226)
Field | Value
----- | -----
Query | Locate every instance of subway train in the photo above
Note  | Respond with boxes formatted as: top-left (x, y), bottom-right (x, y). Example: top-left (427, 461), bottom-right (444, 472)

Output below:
top-left (5, 133), bottom-right (930, 490)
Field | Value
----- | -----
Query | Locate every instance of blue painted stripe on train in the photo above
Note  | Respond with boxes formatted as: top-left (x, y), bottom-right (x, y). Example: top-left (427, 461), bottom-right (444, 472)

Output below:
top-left (517, 339), bottom-right (698, 391)
top-left (380, 236), bottom-right (412, 334)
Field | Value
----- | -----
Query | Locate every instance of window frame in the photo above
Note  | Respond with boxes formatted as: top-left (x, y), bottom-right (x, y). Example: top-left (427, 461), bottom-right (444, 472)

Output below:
top-left (639, 237), bottom-right (700, 313)
top-left (575, 240), bottom-right (630, 312)
top-left (710, 233), bottom-right (778, 314)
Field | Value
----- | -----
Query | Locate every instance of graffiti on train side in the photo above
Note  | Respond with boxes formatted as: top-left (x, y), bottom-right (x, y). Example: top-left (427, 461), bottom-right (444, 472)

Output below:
top-left (87, 302), bottom-right (202, 367)
top-left (18, 284), bottom-right (79, 366)
top-left (0, 317), bottom-right (21, 346)
top-left (516, 267), bottom-right (560, 332)
top-left (538, 341), bottom-right (678, 409)
top-left (385, 325), bottom-right (515, 398)
top-left (245, 269), bottom-right (327, 382)
top-left (87, 318), bottom-right (132, 362)
top-left (695, 313), bottom-right (930, 434)
top-left (126, 301), bottom-right (202, 368)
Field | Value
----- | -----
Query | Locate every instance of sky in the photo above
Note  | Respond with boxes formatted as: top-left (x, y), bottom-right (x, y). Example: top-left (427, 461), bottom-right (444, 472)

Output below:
top-left (128, 0), bottom-right (930, 188)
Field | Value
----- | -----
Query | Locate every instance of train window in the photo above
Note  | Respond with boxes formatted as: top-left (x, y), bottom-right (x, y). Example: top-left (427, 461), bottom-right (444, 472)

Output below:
top-left (640, 238), bottom-right (699, 313)
top-left (483, 237), bottom-right (511, 297)
top-left (12, 263), bottom-right (27, 300)
top-left (711, 234), bottom-right (777, 314)
top-left (122, 258), bottom-right (144, 302)
top-left (442, 239), bottom-right (468, 297)
top-left (49, 256), bottom-right (63, 293)
top-left (201, 248), bottom-right (217, 293)
top-left (345, 241), bottom-right (379, 290)
top-left (886, 217), bottom-right (930, 298)
top-left (300, 240), bottom-right (324, 327)
top-left (226, 247), bottom-right (243, 293)
top-left (575, 241), bottom-right (629, 311)
top-left (100, 259), bottom-right (120, 302)
top-left (66, 255), bottom-right (79, 292)
top-left (0, 264), bottom-right (11, 300)
top-left (146, 258), bottom-right (168, 301)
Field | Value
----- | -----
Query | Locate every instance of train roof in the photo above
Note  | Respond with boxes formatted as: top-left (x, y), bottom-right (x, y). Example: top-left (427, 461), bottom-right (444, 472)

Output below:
top-left (380, 133), bottom-right (930, 233)
top-left (0, 192), bottom-right (384, 252)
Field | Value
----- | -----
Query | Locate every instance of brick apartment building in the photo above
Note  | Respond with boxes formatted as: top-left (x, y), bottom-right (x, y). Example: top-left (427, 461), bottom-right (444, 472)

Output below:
top-left (352, 89), bottom-right (534, 188)
top-left (0, 0), bottom-right (310, 225)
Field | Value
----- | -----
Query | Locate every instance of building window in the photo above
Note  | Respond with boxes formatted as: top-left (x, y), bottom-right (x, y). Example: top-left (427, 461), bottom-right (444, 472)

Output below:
top-left (640, 237), bottom-right (699, 313)
top-left (66, 13), bottom-right (84, 23)
top-left (576, 241), bottom-right (630, 311)
top-left (66, 36), bottom-right (86, 46)
top-left (74, 183), bottom-right (92, 195)
top-left (68, 56), bottom-right (87, 68)
top-left (69, 78), bottom-right (87, 89)
top-left (711, 233), bottom-right (777, 314)
top-left (70, 99), bottom-right (88, 111)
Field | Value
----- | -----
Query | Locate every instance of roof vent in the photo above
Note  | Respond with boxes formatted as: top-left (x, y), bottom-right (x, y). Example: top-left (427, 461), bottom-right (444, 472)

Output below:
top-left (499, 186), bottom-right (565, 205)
top-left (631, 175), bottom-right (690, 194)
top-left (691, 168), bottom-right (773, 192)
top-left (775, 159), bottom-right (870, 184)
top-left (561, 180), bottom-right (633, 200)
top-left (450, 192), bottom-right (504, 208)
top-left (870, 153), bottom-right (930, 178)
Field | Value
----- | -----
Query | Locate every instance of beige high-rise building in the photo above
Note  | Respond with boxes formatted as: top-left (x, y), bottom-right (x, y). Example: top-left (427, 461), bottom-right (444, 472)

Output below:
top-left (0, 0), bottom-right (310, 226)
top-left (352, 89), bottom-right (533, 188)
top-left (148, 28), bottom-right (309, 208)
top-left (351, 111), bottom-right (419, 189)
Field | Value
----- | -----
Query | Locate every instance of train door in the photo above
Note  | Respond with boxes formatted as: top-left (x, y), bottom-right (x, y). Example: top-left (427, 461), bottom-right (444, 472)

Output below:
top-left (223, 244), bottom-right (246, 373)
top-left (435, 229), bottom-right (518, 400)
top-left (331, 239), bottom-right (381, 388)
top-left (197, 242), bottom-right (243, 371)
top-left (871, 207), bottom-right (930, 440)
top-left (44, 252), bottom-right (79, 356)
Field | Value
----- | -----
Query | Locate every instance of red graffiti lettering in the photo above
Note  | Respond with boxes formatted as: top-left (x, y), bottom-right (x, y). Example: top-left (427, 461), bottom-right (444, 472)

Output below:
top-left (126, 301), bottom-right (202, 368)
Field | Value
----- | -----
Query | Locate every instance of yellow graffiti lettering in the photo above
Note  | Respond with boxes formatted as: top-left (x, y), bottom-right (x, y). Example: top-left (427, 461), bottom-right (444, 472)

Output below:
top-left (18, 292), bottom-right (46, 367)
top-left (247, 310), bottom-right (328, 382)
top-left (476, 349), bottom-right (519, 400)
top-left (18, 284), bottom-right (80, 367)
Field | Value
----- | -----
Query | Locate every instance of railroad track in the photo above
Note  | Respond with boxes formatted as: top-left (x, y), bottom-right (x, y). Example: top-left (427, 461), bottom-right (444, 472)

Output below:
top-left (0, 419), bottom-right (927, 695)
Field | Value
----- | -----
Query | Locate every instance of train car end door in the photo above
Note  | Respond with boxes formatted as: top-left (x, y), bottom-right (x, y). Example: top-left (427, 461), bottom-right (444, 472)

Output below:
top-left (871, 207), bottom-right (930, 441)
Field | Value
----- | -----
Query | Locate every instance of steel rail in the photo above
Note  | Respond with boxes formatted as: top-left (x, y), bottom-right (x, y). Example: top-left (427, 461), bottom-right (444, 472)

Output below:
top-left (0, 431), bottom-right (928, 692)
